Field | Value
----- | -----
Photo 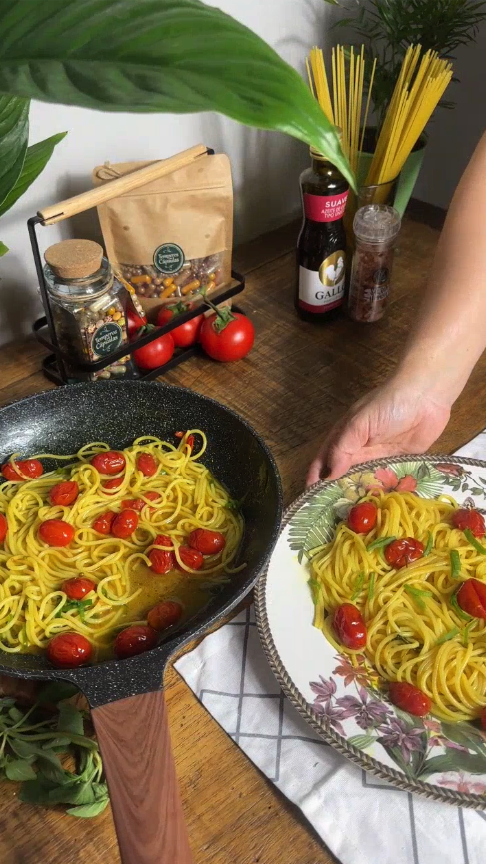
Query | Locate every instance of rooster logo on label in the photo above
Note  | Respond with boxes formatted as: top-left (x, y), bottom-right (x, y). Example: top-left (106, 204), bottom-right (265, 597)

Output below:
top-left (319, 253), bottom-right (345, 287)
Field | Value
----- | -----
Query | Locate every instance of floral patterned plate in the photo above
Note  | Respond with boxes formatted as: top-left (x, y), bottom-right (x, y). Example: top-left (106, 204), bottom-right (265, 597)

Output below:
top-left (255, 455), bottom-right (486, 809)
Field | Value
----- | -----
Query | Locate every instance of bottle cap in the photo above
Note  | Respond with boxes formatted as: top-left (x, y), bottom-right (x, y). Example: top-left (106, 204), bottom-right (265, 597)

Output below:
top-left (353, 204), bottom-right (401, 245)
top-left (310, 127), bottom-right (343, 161)
top-left (44, 239), bottom-right (103, 279)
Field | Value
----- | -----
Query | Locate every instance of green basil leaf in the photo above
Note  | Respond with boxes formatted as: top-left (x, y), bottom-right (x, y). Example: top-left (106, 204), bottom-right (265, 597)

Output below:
top-left (8, 706), bottom-right (24, 723)
top-left (57, 703), bottom-right (84, 737)
top-left (19, 779), bottom-right (53, 804)
top-left (42, 737), bottom-right (72, 750)
top-left (0, 0), bottom-right (354, 187)
top-left (5, 759), bottom-right (37, 781)
top-left (36, 752), bottom-right (68, 785)
top-left (10, 739), bottom-right (43, 759)
top-left (48, 781), bottom-right (96, 806)
top-left (37, 681), bottom-right (79, 704)
top-left (91, 781), bottom-right (109, 801)
top-left (67, 798), bottom-right (109, 818)
top-left (0, 131), bottom-right (66, 218)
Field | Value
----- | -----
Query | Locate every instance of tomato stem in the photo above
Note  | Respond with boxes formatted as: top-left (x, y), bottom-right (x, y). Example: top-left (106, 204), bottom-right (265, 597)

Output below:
top-left (200, 286), bottom-right (236, 332)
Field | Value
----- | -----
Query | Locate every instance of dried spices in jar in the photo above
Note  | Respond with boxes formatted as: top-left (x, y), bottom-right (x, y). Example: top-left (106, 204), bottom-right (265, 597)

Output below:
top-left (348, 204), bottom-right (402, 323)
top-left (43, 239), bottom-right (137, 382)
top-left (93, 152), bottom-right (233, 316)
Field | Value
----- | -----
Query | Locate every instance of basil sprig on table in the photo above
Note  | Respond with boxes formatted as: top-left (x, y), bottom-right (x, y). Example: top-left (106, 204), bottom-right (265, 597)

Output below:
top-left (0, 682), bottom-right (108, 818)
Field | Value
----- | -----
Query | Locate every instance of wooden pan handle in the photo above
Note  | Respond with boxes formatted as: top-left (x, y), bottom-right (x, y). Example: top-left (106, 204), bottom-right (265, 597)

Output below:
top-left (92, 690), bottom-right (193, 864)
top-left (38, 144), bottom-right (209, 225)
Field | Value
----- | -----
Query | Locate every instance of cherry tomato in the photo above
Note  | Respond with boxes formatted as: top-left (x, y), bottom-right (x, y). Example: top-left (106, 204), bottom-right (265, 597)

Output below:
top-left (144, 491), bottom-right (160, 506)
top-left (452, 508), bottom-right (486, 537)
top-left (347, 502), bottom-right (378, 534)
top-left (91, 451), bottom-right (126, 476)
top-left (111, 509), bottom-right (139, 539)
top-left (456, 578), bottom-right (486, 619)
top-left (148, 535), bottom-right (175, 574)
top-left (333, 603), bottom-right (367, 649)
top-left (62, 577), bottom-right (96, 600)
top-left (133, 331), bottom-right (174, 371)
top-left (388, 681), bottom-right (431, 717)
top-left (47, 632), bottom-right (93, 668)
top-left (157, 306), bottom-right (203, 348)
top-left (0, 514), bottom-right (7, 544)
top-left (188, 528), bottom-right (226, 555)
top-left (199, 311), bottom-right (254, 362)
top-left (137, 453), bottom-right (158, 477)
top-left (114, 625), bottom-right (157, 659)
top-left (481, 709), bottom-right (486, 731)
top-left (38, 519), bottom-right (75, 547)
top-left (121, 498), bottom-right (145, 512)
top-left (147, 600), bottom-right (183, 631)
top-left (176, 546), bottom-right (204, 571)
top-left (1, 459), bottom-right (43, 482)
top-left (385, 537), bottom-right (425, 569)
top-left (49, 480), bottom-right (79, 507)
top-left (175, 431), bottom-right (194, 451)
top-left (93, 511), bottom-right (116, 535)
top-left (103, 477), bottom-right (124, 490)
top-left (127, 306), bottom-right (147, 337)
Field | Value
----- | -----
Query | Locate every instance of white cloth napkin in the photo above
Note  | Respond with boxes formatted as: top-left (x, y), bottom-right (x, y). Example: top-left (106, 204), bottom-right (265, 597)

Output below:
top-left (175, 436), bottom-right (486, 864)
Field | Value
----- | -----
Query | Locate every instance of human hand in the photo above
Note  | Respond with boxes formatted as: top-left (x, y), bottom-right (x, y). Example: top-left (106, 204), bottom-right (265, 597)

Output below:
top-left (307, 378), bottom-right (452, 486)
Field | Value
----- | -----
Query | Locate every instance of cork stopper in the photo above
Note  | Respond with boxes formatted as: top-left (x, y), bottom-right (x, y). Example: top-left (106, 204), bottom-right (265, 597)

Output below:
top-left (44, 239), bottom-right (103, 279)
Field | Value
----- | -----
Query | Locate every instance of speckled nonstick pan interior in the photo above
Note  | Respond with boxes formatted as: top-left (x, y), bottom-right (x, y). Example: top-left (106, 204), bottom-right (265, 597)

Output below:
top-left (0, 381), bottom-right (283, 864)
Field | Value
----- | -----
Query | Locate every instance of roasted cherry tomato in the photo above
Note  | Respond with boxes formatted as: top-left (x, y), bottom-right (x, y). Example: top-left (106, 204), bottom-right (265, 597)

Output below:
top-left (388, 681), bottom-right (431, 717)
top-left (156, 305), bottom-right (204, 348)
top-left (176, 546), bottom-right (204, 571)
top-left (38, 519), bottom-right (75, 547)
top-left (121, 498), bottom-right (145, 512)
top-left (188, 528), bottom-right (226, 555)
top-left (111, 509), bottom-right (139, 539)
top-left (481, 709), bottom-right (486, 731)
top-left (91, 451), bottom-right (126, 476)
top-left (347, 502), bottom-right (378, 534)
top-left (133, 331), bottom-right (174, 371)
top-left (1, 459), bottom-right (43, 482)
top-left (199, 311), bottom-right (254, 362)
top-left (47, 632), bottom-right (93, 668)
top-left (333, 603), bottom-right (367, 649)
top-left (147, 600), bottom-right (183, 631)
top-left (137, 453), bottom-right (158, 477)
top-left (452, 508), bottom-right (486, 538)
top-left (148, 535), bottom-right (175, 574)
top-left (385, 537), bottom-right (424, 569)
top-left (102, 477), bottom-right (124, 491)
top-left (0, 514), bottom-right (7, 544)
top-left (62, 577), bottom-right (96, 600)
top-left (49, 480), bottom-right (79, 507)
top-left (93, 511), bottom-right (116, 535)
top-left (456, 578), bottom-right (486, 619)
top-left (143, 491), bottom-right (160, 508)
top-left (114, 625), bottom-right (157, 659)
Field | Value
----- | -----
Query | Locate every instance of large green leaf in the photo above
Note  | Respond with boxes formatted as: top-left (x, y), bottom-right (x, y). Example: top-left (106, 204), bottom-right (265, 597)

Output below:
top-left (0, 131), bottom-right (66, 218)
top-left (0, 0), bottom-right (355, 188)
top-left (0, 95), bottom-right (29, 207)
top-left (288, 486), bottom-right (342, 562)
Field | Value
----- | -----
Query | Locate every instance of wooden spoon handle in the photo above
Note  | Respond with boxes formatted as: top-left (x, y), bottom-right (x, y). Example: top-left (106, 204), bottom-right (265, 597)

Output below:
top-left (92, 690), bottom-right (193, 864)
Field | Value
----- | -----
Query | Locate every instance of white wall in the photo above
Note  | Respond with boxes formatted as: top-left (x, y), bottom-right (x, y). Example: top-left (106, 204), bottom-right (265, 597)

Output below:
top-left (413, 21), bottom-right (486, 208)
top-left (0, 0), bottom-right (335, 347)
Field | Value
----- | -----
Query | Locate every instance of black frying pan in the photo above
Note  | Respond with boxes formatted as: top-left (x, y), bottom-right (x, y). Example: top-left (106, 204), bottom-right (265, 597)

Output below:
top-left (0, 381), bottom-right (283, 864)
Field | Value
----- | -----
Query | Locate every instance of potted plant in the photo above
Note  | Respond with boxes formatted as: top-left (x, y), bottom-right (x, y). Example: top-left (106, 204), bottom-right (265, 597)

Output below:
top-left (0, 0), bottom-right (358, 258)
top-left (324, 0), bottom-right (486, 212)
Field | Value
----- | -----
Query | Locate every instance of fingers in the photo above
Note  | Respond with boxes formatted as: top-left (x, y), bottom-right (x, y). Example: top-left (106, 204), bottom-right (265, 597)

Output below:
top-left (306, 418), bottom-right (360, 486)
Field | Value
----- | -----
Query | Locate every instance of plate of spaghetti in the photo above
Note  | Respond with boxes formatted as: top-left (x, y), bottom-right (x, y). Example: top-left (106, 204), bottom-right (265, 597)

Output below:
top-left (255, 455), bottom-right (486, 808)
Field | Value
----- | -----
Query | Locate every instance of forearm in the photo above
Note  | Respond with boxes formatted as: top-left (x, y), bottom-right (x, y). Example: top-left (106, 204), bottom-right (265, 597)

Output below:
top-left (395, 130), bottom-right (486, 405)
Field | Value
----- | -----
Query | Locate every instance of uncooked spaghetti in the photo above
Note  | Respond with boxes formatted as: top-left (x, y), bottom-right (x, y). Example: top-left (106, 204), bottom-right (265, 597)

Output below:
top-left (310, 491), bottom-right (486, 722)
top-left (0, 432), bottom-right (243, 658)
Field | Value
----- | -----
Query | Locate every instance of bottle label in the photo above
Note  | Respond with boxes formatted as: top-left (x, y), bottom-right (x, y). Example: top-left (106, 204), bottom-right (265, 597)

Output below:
top-left (91, 322), bottom-right (123, 357)
top-left (303, 191), bottom-right (349, 222)
top-left (298, 250), bottom-right (346, 313)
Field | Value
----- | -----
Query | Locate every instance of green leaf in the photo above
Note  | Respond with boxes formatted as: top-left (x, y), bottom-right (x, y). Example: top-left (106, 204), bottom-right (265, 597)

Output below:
top-left (42, 737), bottom-right (72, 750)
top-left (0, 95), bottom-right (29, 208)
top-left (57, 703), bottom-right (84, 737)
top-left (48, 782), bottom-right (96, 806)
top-left (37, 681), bottom-right (79, 704)
top-left (418, 753), bottom-right (455, 778)
top-left (288, 485), bottom-right (342, 561)
top-left (8, 706), bottom-right (24, 723)
top-left (348, 733), bottom-right (376, 750)
top-left (0, 131), bottom-right (66, 218)
top-left (67, 799), bottom-right (109, 818)
top-left (5, 759), bottom-right (37, 781)
top-left (10, 739), bottom-right (43, 759)
top-left (36, 752), bottom-right (68, 785)
top-left (0, 0), bottom-right (355, 188)
top-left (441, 721), bottom-right (486, 757)
top-left (19, 779), bottom-right (53, 805)
top-left (0, 241), bottom-right (8, 256)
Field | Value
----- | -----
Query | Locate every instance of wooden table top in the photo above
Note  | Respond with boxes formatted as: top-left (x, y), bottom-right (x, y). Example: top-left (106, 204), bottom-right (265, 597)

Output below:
top-left (0, 212), bottom-right (484, 864)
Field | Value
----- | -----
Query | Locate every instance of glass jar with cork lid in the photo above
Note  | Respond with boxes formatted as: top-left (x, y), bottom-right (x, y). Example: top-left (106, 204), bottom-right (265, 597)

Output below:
top-left (43, 239), bottom-right (136, 382)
